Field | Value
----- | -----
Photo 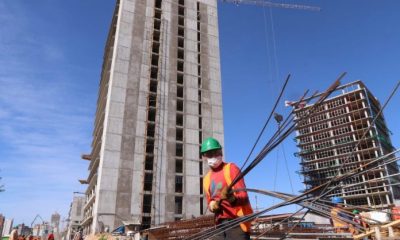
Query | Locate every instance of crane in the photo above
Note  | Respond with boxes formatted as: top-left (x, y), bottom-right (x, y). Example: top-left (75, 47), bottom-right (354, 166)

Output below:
top-left (222, 0), bottom-right (321, 11)
top-left (31, 214), bottom-right (45, 227)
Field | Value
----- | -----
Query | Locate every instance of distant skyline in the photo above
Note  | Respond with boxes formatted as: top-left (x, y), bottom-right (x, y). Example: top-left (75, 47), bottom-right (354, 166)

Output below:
top-left (1, 0), bottom-right (400, 224)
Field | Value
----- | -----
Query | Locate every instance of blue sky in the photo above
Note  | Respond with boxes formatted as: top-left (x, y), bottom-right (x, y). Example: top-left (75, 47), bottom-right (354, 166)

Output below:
top-left (1, 0), bottom-right (399, 225)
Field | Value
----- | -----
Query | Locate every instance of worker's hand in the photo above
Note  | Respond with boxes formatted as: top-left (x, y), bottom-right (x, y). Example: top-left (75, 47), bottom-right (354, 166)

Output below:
top-left (220, 186), bottom-right (236, 204)
top-left (209, 200), bottom-right (220, 213)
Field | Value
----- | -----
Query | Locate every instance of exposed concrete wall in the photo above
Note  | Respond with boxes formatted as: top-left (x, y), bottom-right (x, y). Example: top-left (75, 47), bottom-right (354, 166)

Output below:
top-left (114, 0), bottom-right (146, 228)
top-left (92, 0), bottom-right (125, 233)
top-left (88, 0), bottom-right (223, 232)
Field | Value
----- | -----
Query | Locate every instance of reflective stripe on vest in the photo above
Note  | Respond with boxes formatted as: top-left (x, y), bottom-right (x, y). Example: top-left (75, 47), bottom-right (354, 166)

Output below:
top-left (203, 163), bottom-right (252, 233)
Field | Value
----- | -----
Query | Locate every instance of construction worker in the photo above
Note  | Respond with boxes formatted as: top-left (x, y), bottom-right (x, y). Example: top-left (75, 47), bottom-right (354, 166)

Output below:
top-left (201, 137), bottom-right (253, 240)
top-left (353, 209), bottom-right (369, 230)
top-left (47, 231), bottom-right (54, 240)
top-left (330, 196), bottom-right (355, 234)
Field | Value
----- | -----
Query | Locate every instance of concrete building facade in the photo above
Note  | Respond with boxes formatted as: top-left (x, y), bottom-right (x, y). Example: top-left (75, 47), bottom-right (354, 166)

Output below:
top-left (294, 81), bottom-right (400, 208)
top-left (66, 196), bottom-right (85, 240)
top-left (32, 223), bottom-right (51, 237)
top-left (1, 219), bottom-right (13, 237)
top-left (81, 0), bottom-right (223, 233)
top-left (51, 212), bottom-right (60, 230)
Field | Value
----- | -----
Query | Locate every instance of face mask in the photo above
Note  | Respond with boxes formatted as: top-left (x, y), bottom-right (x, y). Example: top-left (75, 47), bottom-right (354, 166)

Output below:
top-left (207, 156), bottom-right (223, 169)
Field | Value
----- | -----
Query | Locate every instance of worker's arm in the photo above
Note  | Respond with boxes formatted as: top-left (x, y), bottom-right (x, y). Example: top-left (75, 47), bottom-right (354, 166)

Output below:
top-left (203, 174), bottom-right (221, 212)
top-left (230, 163), bottom-right (251, 205)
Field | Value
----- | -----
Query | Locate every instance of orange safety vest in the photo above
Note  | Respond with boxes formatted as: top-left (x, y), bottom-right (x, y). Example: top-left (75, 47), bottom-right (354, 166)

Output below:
top-left (331, 207), bottom-right (350, 233)
top-left (203, 163), bottom-right (253, 233)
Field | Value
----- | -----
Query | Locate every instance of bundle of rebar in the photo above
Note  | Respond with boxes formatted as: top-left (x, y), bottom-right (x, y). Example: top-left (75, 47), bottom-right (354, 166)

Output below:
top-left (141, 215), bottom-right (214, 239)
top-left (142, 75), bottom-right (400, 240)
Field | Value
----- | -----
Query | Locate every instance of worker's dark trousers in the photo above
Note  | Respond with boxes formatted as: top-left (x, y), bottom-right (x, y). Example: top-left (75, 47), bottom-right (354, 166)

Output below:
top-left (212, 221), bottom-right (250, 240)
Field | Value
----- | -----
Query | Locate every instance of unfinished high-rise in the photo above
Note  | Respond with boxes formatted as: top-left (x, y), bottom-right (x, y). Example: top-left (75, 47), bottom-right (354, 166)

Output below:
top-left (80, 0), bottom-right (224, 233)
top-left (294, 81), bottom-right (400, 208)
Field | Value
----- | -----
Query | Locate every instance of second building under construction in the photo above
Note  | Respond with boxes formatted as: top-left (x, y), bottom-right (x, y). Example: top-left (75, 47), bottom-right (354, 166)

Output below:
top-left (294, 81), bottom-right (400, 208)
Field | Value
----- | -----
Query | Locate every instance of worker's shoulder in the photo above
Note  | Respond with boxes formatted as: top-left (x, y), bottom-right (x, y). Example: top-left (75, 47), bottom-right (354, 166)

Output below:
top-left (226, 162), bottom-right (240, 170)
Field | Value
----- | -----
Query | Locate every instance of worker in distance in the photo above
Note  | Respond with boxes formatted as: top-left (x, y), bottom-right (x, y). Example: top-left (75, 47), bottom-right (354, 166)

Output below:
top-left (330, 196), bottom-right (356, 234)
top-left (201, 137), bottom-right (253, 240)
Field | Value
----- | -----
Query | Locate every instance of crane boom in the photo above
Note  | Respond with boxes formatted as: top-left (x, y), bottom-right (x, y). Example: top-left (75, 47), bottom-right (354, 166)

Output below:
top-left (222, 0), bottom-right (321, 11)
top-left (31, 214), bottom-right (45, 227)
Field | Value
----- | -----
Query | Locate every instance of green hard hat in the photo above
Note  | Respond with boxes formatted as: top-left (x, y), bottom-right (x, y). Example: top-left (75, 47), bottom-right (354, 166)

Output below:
top-left (201, 137), bottom-right (222, 153)
top-left (353, 209), bottom-right (360, 214)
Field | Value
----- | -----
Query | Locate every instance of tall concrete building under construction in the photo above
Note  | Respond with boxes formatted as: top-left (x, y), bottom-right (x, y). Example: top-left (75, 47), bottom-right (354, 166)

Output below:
top-left (294, 81), bottom-right (400, 208)
top-left (80, 0), bottom-right (224, 233)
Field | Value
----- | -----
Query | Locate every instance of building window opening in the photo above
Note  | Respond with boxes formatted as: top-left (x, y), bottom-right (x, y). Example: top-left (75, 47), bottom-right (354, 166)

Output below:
top-left (198, 117), bottom-right (202, 129)
top-left (152, 42), bottom-right (160, 54)
top-left (155, 0), bottom-right (162, 9)
top-left (177, 99), bottom-right (184, 112)
top-left (178, 26), bottom-right (185, 37)
top-left (148, 109), bottom-right (156, 122)
top-left (151, 55), bottom-right (159, 66)
top-left (175, 176), bottom-right (183, 193)
top-left (148, 94), bottom-right (157, 108)
top-left (199, 162), bottom-right (203, 175)
top-left (141, 216), bottom-right (151, 230)
top-left (176, 113), bottom-right (183, 126)
top-left (176, 143), bottom-right (183, 157)
top-left (142, 194), bottom-right (152, 213)
top-left (176, 159), bottom-right (183, 173)
top-left (145, 155), bottom-right (154, 171)
top-left (154, 19), bottom-right (161, 30)
top-left (144, 173), bottom-right (153, 191)
top-left (200, 197), bottom-right (204, 214)
top-left (177, 73), bottom-right (184, 84)
top-left (146, 139), bottom-right (155, 154)
top-left (177, 61), bottom-right (184, 72)
top-left (198, 103), bottom-right (202, 115)
top-left (178, 17), bottom-right (184, 26)
top-left (149, 80), bottom-right (158, 93)
top-left (178, 37), bottom-right (184, 48)
top-left (178, 49), bottom-right (184, 60)
top-left (175, 196), bottom-right (183, 214)
top-left (154, 9), bottom-right (161, 19)
top-left (146, 123), bottom-right (155, 138)
top-left (178, 6), bottom-right (184, 16)
top-left (199, 177), bottom-right (203, 193)
top-left (150, 67), bottom-right (158, 80)
top-left (177, 85), bottom-right (184, 98)
top-left (199, 130), bottom-right (202, 143)
top-left (153, 30), bottom-right (160, 42)
top-left (176, 128), bottom-right (183, 141)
